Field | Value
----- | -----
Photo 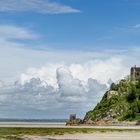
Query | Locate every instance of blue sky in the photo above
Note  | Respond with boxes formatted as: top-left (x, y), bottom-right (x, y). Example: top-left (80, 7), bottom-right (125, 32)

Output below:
top-left (1, 0), bottom-right (140, 119)
top-left (1, 0), bottom-right (140, 51)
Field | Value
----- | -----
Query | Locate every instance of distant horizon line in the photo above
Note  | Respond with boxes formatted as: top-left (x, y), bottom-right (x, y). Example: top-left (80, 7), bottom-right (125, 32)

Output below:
top-left (0, 118), bottom-right (67, 121)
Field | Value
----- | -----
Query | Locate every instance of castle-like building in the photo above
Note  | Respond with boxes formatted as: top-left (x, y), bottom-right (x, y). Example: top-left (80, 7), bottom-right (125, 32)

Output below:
top-left (130, 65), bottom-right (140, 81)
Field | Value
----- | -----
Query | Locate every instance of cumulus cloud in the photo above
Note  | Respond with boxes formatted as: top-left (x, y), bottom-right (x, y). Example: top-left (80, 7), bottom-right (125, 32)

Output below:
top-left (0, 23), bottom-right (139, 118)
top-left (0, 66), bottom-right (107, 118)
top-left (0, 80), bottom-right (4, 88)
top-left (0, 0), bottom-right (80, 14)
top-left (20, 56), bottom-right (128, 87)
top-left (57, 67), bottom-right (86, 102)
top-left (88, 78), bottom-right (107, 94)
top-left (1, 46), bottom-right (140, 118)
top-left (69, 57), bottom-right (128, 84)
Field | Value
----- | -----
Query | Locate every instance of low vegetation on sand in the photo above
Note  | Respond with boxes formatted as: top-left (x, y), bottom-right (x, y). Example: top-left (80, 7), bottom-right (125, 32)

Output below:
top-left (0, 127), bottom-right (140, 139)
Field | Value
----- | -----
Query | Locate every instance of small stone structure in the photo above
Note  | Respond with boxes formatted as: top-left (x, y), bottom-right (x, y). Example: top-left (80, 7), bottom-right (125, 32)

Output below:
top-left (66, 114), bottom-right (82, 125)
top-left (107, 90), bottom-right (118, 99)
top-left (70, 114), bottom-right (76, 121)
top-left (131, 65), bottom-right (140, 81)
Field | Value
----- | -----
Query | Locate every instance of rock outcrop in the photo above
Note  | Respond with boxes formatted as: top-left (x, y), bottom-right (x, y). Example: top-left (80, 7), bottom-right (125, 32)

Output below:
top-left (66, 114), bottom-right (82, 125)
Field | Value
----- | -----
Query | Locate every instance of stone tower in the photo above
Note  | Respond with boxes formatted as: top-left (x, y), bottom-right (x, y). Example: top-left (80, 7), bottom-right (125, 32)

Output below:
top-left (130, 65), bottom-right (140, 81)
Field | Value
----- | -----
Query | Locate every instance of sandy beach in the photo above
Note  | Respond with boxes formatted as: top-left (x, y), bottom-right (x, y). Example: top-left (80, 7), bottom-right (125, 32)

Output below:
top-left (23, 132), bottom-right (140, 140)
top-left (51, 132), bottom-right (140, 140)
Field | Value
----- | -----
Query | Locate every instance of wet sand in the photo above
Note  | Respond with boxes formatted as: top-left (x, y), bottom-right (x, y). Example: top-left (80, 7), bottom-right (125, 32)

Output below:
top-left (0, 122), bottom-right (140, 129)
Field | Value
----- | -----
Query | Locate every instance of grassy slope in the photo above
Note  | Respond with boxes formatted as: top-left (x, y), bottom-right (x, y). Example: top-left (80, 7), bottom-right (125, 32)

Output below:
top-left (85, 80), bottom-right (140, 122)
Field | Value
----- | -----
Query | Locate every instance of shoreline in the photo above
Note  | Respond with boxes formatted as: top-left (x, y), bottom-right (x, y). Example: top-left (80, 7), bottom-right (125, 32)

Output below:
top-left (0, 122), bottom-right (140, 129)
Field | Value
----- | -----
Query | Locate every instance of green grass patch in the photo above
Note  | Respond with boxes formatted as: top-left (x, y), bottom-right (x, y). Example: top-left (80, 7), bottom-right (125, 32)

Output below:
top-left (0, 127), bottom-right (139, 137)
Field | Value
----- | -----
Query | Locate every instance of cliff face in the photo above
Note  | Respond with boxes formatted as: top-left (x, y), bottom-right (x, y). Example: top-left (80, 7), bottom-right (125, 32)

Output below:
top-left (83, 80), bottom-right (140, 125)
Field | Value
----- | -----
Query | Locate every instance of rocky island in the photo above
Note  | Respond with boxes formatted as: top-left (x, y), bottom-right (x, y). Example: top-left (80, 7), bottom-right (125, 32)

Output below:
top-left (67, 66), bottom-right (140, 125)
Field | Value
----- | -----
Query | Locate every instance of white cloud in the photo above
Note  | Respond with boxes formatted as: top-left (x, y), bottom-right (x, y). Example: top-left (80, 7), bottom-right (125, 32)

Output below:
top-left (3, 55), bottom-right (129, 118)
top-left (0, 45), bottom-right (140, 118)
top-left (0, 80), bottom-right (4, 88)
top-left (0, 67), bottom-right (107, 118)
top-left (69, 57), bottom-right (128, 84)
top-left (0, 25), bottom-right (37, 54)
top-left (0, 24), bottom-right (140, 118)
top-left (20, 63), bottom-right (66, 88)
top-left (56, 67), bottom-right (86, 102)
top-left (0, 0), bottom-right (80, 14)
top-left (19, 56), bottom-right (129, 87)
top-left (0, 25), bottom-right (42, 83)
top-left (0, 25), bottom-right (36, 40)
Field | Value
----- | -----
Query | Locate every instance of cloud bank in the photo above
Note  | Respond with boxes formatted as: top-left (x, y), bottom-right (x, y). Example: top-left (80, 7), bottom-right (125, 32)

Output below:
top-left (0, 24), bottom-right (139, 118)
top-left (0, 53), bottom-right (133, 118)
top-left (0, 67), bottom-right (107, 119)
top-left (20, 57), bottom-right (128, 86)
top-left (0, 0), bottom-right (80, 14)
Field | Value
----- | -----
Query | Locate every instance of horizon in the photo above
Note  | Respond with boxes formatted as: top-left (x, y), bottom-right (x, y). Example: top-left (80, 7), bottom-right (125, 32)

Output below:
top-left (0, 0), bottom-right (140, 119)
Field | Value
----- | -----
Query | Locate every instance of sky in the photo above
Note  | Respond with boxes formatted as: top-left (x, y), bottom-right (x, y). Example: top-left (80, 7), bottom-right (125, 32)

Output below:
top-left (0, 0), bottom-right (140, 119)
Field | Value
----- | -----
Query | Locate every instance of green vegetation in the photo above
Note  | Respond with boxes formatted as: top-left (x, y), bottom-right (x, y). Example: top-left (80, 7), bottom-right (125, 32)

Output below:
top-left (85, 80), bottom-right (140, 122)
top-left (0, 127), bottom-right (139, 139)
